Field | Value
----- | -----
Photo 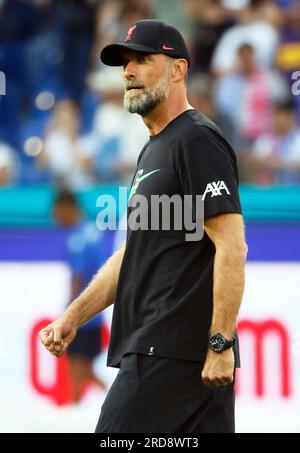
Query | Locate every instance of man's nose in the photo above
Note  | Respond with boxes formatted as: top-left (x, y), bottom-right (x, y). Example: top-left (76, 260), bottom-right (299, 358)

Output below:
top-left (124, 61), bottom-right (138, 79)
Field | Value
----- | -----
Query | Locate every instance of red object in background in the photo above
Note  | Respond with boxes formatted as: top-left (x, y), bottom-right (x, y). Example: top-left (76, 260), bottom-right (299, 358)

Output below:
top-left (236, 319), bottom-right (291, 398)
top-left (30, 318), bottom-right (110, 406)
top-left (31, 317), bottom-right (291, 405)
top-left (101, 322), bottom-right (110, 349)
top-left (30, 319), bottom-right (73, 406)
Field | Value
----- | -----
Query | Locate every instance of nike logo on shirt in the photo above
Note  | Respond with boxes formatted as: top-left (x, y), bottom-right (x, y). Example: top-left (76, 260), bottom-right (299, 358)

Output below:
top-left (129, 169), bottom-right (160, 200)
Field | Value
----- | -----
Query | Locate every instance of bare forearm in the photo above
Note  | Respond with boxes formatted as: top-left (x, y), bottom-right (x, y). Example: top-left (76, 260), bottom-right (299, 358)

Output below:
top-left (210, 244), bottom-right (247, 338)
top-left (62, 243), bottom-right (125, 328)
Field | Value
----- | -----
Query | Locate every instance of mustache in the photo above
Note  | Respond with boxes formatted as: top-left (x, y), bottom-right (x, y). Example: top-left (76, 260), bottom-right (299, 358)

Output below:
top-left (125, 82), bottom-right (145, 90)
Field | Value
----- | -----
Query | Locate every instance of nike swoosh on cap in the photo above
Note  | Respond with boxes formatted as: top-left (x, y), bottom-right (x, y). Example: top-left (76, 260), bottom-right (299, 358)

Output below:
top-left (162, 44), bottom-right (174, 51)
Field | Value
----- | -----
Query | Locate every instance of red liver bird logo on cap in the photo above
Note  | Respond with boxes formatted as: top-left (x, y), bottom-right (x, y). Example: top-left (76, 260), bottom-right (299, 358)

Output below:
top-left (125, 25), bottom-right (137, 42)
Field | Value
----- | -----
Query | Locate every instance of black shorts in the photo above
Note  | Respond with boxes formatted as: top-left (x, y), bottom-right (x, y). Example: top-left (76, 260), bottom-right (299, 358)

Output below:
top-left (67, 326), bottom-right (101, 360)
top-left (95, 353), bottom-right (235, 433)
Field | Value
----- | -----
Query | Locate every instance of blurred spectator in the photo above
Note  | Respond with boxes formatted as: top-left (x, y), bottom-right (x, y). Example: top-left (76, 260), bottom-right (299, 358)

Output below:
top-left (276, 0), bottom-right (300, 76)
top-left (185, 0), bottom-right (236, 74)
top-left (87, 67), bottom-right (149, 183)
top-left (118, 0), bottom-right (153, 32)
top-left (0, 0), bottom-right (40, 43)
top-left (0, 140), bottom-right (18, 186)
top-left (54, 0), bottom-right (99, 100)
top-left (188, 75), bottom-right (236, 145)
top-left (211, 0), bottom-right (280, 75)
top-left (0, 0), bottom-right (40, 146)
top-left (276, 0), bottom-right (295, 10)
top-left (245, 100), bottom-right (300, 184)
top-left (53, 190), bottom-right (107, 403)
top-left (91, 0), bottom-right (123, 68)
top-left (215, 43), bottom-right (289, 148)
top-left (276, 0), bottom-right (300, 118)
top-left (92, 0), bottom-right (152, 70)
top-left (23, 1), bottom-right (59, 105)
top-left (0, 0), bottom-right (299, 188)
top-left (38, 100), bottom-right (95, 189)
top-left (0, 1), bottom-right (59, 147)
top-left (152, 0), bottom-right (192, 37)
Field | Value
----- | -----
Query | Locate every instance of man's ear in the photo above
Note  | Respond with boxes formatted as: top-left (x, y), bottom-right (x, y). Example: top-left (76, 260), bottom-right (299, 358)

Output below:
top-left (172, 59), bottom-right (188, 83)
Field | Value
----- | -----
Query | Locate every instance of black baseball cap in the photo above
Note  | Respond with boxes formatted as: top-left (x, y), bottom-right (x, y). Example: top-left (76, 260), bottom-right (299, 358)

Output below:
top-left (100, 19), bottom-right (191, 67)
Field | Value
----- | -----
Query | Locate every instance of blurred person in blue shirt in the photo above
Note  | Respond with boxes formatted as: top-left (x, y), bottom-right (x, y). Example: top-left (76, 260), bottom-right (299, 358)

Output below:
top-left (53, 190), bottom-right (107, 403)
top-left (247, 99), bottom-right (300, 184)
top-left (215, 42), bottom-right (288, 149)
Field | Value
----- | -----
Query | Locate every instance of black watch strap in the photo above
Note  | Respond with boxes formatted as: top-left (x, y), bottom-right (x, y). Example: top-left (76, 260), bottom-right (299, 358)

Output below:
top-left (208, 333), bottom-right (235, 353)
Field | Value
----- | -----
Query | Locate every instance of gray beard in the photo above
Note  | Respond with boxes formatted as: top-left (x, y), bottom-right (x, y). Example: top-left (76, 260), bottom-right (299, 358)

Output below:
top-left (124, 74), bottom-right (170, 116)
top-left (124, 88), bottom-right (164, 116)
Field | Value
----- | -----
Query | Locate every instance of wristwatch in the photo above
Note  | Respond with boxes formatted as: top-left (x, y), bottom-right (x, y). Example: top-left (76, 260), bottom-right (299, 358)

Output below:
top-left (208, 333), bottom-right (235, 353)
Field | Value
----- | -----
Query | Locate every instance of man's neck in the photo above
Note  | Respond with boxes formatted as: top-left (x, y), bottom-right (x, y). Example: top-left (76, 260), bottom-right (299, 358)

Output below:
top-left (142, 95), bottom-right (193, 137)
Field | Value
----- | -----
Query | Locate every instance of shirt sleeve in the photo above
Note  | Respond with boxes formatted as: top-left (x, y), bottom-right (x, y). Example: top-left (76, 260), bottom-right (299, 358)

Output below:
top-left (177, 126), bottom-right (242, 221)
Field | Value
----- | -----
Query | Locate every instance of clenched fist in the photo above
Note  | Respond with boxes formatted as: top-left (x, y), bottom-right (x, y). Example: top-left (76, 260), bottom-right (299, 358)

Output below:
top-left (201, 348), bottom-right (235, 388)
top-left (39, 317), bottom-right (77, 358)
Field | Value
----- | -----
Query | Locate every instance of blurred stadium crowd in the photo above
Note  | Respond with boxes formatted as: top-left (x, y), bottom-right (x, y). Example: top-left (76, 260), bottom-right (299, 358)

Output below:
top-left (1, 0), bottom-right (300, 188)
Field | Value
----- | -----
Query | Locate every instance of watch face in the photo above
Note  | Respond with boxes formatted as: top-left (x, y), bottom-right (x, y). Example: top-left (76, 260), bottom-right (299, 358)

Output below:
top-left (209, 334), bottom-right (226, 352)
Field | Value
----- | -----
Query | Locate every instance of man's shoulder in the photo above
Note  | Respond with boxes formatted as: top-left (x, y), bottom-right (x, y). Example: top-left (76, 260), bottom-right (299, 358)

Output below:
top-left (178, 110), bottom-right (231, 150)
top-left (173, 111), bottom-right (239, 172)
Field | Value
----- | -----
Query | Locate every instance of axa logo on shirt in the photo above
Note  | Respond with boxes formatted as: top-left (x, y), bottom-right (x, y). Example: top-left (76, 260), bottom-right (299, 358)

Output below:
top-left (202, 181), bottom-right (230, 201)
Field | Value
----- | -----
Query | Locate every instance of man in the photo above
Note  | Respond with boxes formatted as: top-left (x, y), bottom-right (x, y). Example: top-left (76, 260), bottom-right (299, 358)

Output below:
top-left (53, 190), bottom-right (107, 402)
top-left (40, 19), bottom-right (247, 433)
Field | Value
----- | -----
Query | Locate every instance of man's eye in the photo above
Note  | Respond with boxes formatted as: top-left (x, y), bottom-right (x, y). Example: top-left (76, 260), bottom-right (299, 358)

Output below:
top-left (123, 55), bottom-right (148, 67)
top-left (138, 56), bottom-right (147, 63)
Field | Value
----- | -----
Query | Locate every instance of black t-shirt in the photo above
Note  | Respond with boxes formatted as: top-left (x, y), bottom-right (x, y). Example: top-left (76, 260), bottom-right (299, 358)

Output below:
top-left (107, 109), bottom-right (242, 368)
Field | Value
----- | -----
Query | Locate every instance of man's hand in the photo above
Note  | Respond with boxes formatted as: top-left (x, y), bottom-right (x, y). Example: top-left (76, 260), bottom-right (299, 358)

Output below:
top-left (39, 317), bottom-right (78, 358)
top-left (201, 348), bottom-right (235, 388)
